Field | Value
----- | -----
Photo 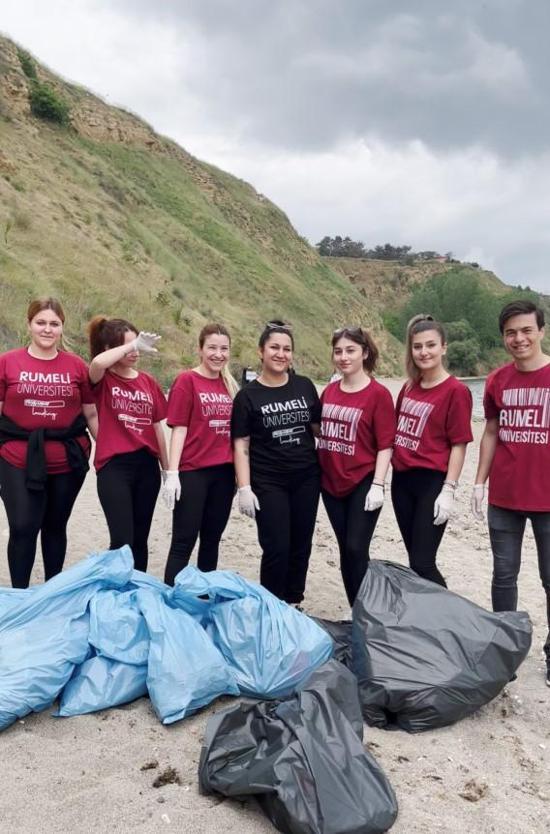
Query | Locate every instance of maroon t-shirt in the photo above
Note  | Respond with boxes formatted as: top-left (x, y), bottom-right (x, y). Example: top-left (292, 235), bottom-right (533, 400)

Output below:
top-left (166, 370), bottom-right (233, 471)
top-left (0, 347), bottom-right (93, 473)
top-left (484, 361), bottom-right (550, 511)
top-left (318, 379), bottom-right (396, 497)
top-left (92, 370), bottom-right (167, 471)
top-left (392, 376), bottom-right (473, 472)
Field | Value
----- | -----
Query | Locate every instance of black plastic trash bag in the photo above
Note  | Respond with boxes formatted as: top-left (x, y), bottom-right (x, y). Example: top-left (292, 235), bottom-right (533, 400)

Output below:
top-left (352, 560), bottom-right (532, 732)
top-left (311, 618), bottom-right (353, 669)
top-left (199, 659), bottom-right (398, 834)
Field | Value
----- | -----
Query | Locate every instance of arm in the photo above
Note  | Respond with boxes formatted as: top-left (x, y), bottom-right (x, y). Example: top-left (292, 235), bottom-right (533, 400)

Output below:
top-left (167, 425), bottom-right (187, 471)
top-left (82, 403), bottom-right (98, 440)
top-left (234, 436), bottom-right (252, 487)
top-left (89, 332), bottom-right (160, 384)
top-left (372, 447), bottom-right (392, 485)
top-left (154, 420), bottom-right (170, 471)
top-left (446, 442), bottom-right (467, 483)
top-left (474, 417), bottom-right (498, 484)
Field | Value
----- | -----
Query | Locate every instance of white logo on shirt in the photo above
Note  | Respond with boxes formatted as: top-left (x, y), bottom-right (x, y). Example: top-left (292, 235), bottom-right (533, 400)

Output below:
top-left (499, 387), bottom-right (550, 444)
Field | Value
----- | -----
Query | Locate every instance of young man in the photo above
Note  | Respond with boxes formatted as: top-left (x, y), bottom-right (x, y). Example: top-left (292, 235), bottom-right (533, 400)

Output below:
top-left (472, 300), bottom-right (550, 687)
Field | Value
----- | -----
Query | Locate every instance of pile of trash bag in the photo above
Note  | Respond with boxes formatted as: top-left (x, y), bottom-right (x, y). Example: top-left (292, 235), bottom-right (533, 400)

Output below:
top-left (352, 560), bottom-right (533, 732)
top-left (0, 548), bottom-right (333, 730)
top-left (199, 659), bottom-right (398, 834)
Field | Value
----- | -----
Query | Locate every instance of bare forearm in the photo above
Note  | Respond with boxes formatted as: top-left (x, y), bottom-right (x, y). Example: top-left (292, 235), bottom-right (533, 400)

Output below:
top-left (475, 419), bottom-right (498, 484)
top-left (168, 426), bottom-right (187, 471)
top-left (446, 443), bottom-right (467, 482)
top-left (154, 421), bottom-right (169, 470)
top-left (373, 448), bottom-right (392, 483)
top-left (234, 439), bottom-right (251, 487)
top-left (89, 341), bottom-right (136, 384)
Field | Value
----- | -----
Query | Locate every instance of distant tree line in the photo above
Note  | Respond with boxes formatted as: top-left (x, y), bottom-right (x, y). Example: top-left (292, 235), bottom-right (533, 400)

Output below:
top-left (316, 236), bottom-right (460, 264)
top-left (383, 267), bottom-right (541, 375)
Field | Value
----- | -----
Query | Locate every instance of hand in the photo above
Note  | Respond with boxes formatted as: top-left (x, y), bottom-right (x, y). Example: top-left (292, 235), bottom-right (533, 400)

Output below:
top-left (162, 470), bottom-right (181, 511)
top-left (471, 484), bottom-right (486, 521)
top-left (238, 485), bottom-right (260, 518)
top-left (130, 331), bottom-right (161, 354)
top-left (433, 484), bottom-right (455, 525)
top-left (365, 483), bottom-right (384, 512)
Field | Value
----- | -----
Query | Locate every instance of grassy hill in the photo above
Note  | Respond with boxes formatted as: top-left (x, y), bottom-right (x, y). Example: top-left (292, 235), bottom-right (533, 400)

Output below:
top-left (0, 35), bottom-right (544, 382)
top-left (0, 35), bottom-right (403, 382)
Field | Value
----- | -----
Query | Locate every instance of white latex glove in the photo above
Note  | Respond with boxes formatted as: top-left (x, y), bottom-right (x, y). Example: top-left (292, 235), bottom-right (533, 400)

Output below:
top-left (130, 331), bottom-right (161, 354)
top-left (433, 483), bottom-right (455, 526)
top-left (364, 483), bottom-right (385, 512)
top-left (160, 470), bottom-right (168, 485)
top-left (471, 484), bottom-right (486, 521)
top-left (238, 485), bottom-right (260, 518)
top-left (162, 470), bottom-right (181, 511)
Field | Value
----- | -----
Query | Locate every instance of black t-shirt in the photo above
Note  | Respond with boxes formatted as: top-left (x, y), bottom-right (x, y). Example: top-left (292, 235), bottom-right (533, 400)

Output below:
top-left (231, 374), bottom-right (321, 480)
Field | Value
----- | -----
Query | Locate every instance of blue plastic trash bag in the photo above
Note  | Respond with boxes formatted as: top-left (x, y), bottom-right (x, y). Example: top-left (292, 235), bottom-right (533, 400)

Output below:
top-left (0, 547), bottom-right (134, 731)
top-left (352, 560), bottom-right (533, 732)
top-left (172, 567), bottom-right (333, 699)
top-left (88, 589), bottom-right (150, 665)
top-left (57, 653), bottom-right (148, 716)
top-left (137, 589), bottom-right (239, 724)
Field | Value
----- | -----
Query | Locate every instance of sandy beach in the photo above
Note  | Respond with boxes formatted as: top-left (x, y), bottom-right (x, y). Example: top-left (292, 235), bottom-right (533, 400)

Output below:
top-left (0, 379), bottom-right (549, 834)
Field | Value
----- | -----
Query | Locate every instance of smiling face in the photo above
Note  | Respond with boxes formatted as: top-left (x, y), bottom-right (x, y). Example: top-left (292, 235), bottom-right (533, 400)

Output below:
top-left (411, 328), bottom-right (447, 373)
top-left (28, 308), bottom-right (63, 353)
top-left (259, 332), bottom-right (293, 375)
top-left (502, 312), bottom-right (544, 363)
top-left (332, 336), bottom-right (367, 376)
top-left (199, 333), bottom-right (231, 375)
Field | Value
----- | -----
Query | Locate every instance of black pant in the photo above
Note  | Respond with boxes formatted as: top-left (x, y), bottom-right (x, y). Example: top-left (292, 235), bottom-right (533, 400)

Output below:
top-left (253, 468), bottom-right (320, 604)
top-left (391, 467), bottom-right (447, 586)
top-left (97, 449), bottom-right (161, 572)
top-left (488, 504), bottom-right (550, 661)
top-left (0, 456), bottom-right (86, 588)
top-left (322, 472), bottom-right (381, 606)
top-left (164, 463), bottom-right (235, 585)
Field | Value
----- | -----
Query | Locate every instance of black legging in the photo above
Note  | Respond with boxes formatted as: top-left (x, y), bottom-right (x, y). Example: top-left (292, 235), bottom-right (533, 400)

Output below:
top-left (164, 463), bottom-right (235, 585)
top-left (97, 448), bottom-right (161, 573)
top-left (322, 472), bottom-right (381, 605)
top-left (0, 456), bottom-right (86, 588)
top-left (391, 467), bottom-right (447, 587)
top-left (253, 468), bottom-right (321, 604)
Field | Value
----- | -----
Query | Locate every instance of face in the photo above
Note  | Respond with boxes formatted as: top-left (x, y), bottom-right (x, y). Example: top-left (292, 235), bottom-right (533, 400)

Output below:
top-left (502, 313), bottom-right (544, 362)
top-left (411, 328), bottom-right (447, 372)
top-left (260, 332), bottom-right (293, 374)
top-left (199, 333), bottom-right (230, 374)
top-left (332, 337), bottom-right (366, 375)
top-left (28, 308), bottom-right (63, 351)
top-left (115, 330), bottom-right (139, 368)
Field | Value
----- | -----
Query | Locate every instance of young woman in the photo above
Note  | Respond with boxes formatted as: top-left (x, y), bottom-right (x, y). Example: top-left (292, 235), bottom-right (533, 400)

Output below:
top-left (0, 298), bottom-right (97, 588)
top-left (162, 324), bottom-right (238, 585)
top-left (88, 317), bottom-right (168, 572)
top-left (318, 327), bottom-right (395, 605)
top-left (391, 314), bottom-right (473, 586)
top-left (231, 321), bottom-right (321, 605)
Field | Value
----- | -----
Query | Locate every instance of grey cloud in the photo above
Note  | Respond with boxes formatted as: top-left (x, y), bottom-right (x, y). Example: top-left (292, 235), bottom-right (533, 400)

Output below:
top-left (99, 0), bottom-right (550, 155)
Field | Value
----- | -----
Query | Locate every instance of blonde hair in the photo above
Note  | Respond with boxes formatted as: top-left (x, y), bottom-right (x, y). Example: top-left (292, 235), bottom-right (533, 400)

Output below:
top-left (405, 314), bottom-right (447, 384)
top-left (199, 323), bottom-right (239, 399)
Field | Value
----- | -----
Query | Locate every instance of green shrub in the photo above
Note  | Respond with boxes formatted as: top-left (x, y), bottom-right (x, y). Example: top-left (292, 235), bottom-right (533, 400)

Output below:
top-left (17, 49), bottom-right (37, 81)
top-left (29, 82), bottom-right (70, 126)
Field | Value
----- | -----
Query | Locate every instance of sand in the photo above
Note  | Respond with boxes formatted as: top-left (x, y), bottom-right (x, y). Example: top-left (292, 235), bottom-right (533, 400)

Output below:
top-left (0, 379), bottom-right (549, 833)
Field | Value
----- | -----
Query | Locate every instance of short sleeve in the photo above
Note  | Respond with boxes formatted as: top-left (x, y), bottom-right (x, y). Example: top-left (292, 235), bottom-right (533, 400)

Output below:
top-left (394, 383), bottom-right (406, 418)
top-left (76, 356), bottom-right (95, 404)
top-left (483, 373), bottom-right (499, 420)
top-left (373, 386), bottom-right (396, 449)
top-left (231, 389), bottom-right (252, 439)
top-left (446, 384), bottom-right (473, 444)
top-left (166, 373), bottom-right (193, 428)
top-left (0, 354), bottom-right (7, 400)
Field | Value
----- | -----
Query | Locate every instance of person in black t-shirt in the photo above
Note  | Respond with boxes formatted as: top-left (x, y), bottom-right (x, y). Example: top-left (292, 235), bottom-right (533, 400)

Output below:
top-left (231, 321), bottom-right (321, 604)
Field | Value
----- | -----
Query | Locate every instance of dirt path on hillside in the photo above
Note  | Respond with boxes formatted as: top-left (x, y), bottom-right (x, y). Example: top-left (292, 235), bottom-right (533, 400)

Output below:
top-left (0, 383), bottom-right (548, 834)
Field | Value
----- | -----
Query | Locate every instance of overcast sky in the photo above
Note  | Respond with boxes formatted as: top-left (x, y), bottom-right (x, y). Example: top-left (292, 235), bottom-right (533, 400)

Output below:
top-left (2, 0), bottom-right (550, 291)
